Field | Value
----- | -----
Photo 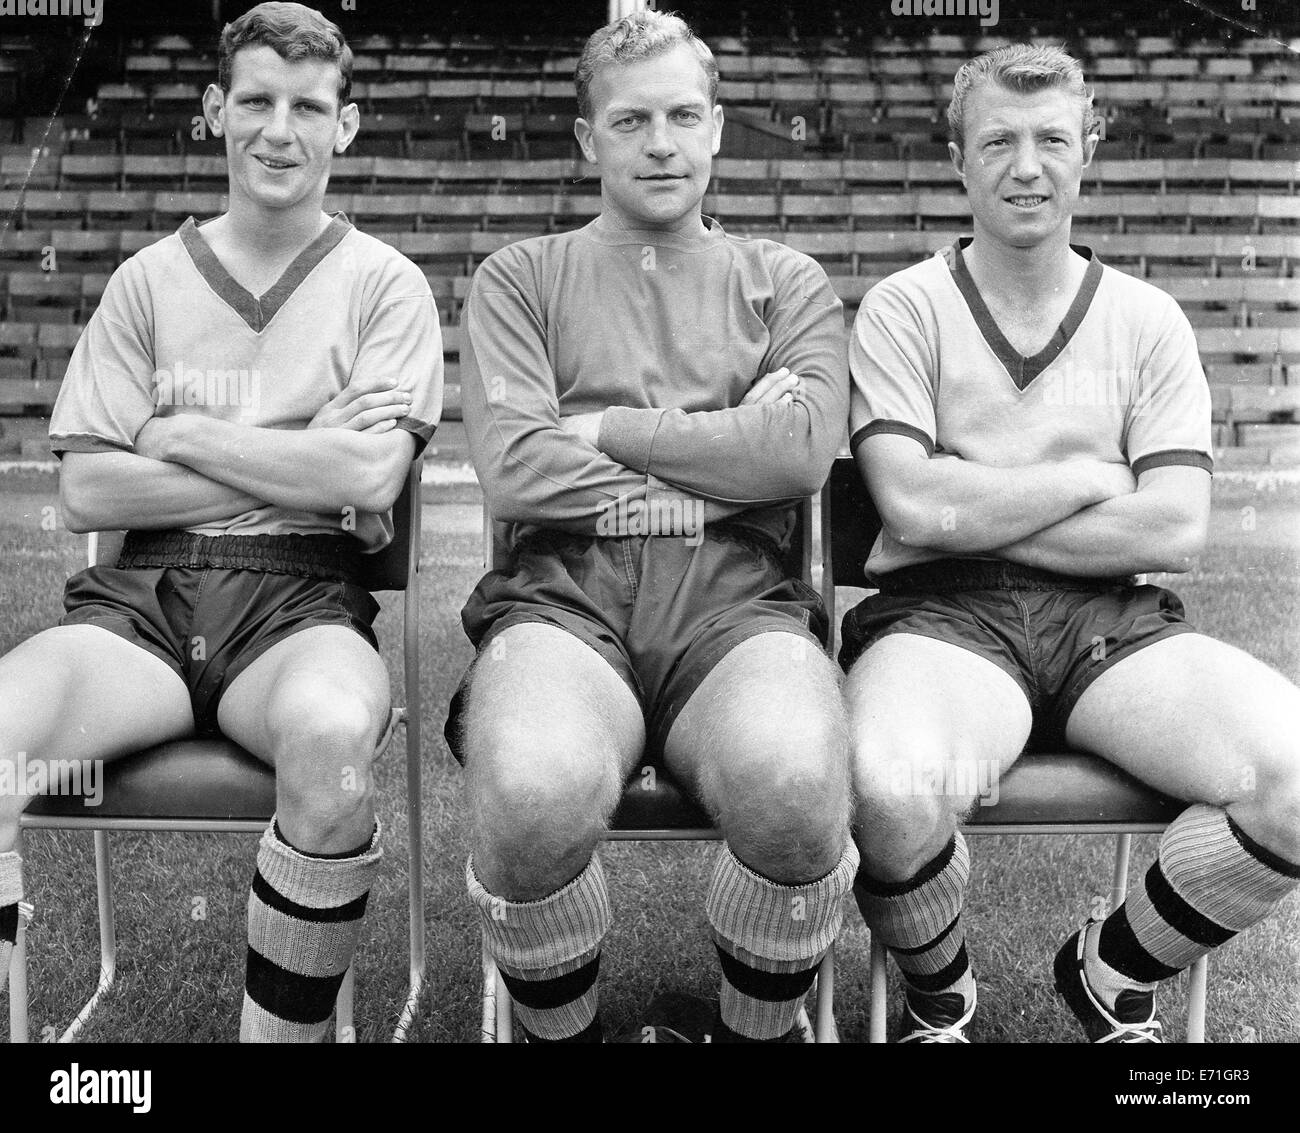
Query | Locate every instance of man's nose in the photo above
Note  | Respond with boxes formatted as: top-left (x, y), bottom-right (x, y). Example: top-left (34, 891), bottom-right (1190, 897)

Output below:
top-left (643, 115), bottom-right (675, 158)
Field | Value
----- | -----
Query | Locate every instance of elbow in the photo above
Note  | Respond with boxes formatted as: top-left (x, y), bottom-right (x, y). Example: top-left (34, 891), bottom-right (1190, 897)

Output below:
top-left (1149, 519), bottom-right (1209, 574)
top-left (59, 471), bottom-right (95, 534)
top-left (349, 438), bottom-right (415, 514)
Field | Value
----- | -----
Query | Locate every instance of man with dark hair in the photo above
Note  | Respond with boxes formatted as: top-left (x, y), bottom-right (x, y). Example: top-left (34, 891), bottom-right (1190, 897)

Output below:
top-left (0, 2), bottom-right (441, 1041)
top-left (450, 9), bottom-right (857, 1043)
top-left (842, 43), bottom-right (1300, 1043)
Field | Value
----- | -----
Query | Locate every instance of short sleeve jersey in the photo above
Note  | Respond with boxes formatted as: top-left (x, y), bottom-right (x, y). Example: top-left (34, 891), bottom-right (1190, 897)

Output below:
top-left (849, 238), bottom-right (1213, 579)
top-left (49, 214), bottom-right (442, 552)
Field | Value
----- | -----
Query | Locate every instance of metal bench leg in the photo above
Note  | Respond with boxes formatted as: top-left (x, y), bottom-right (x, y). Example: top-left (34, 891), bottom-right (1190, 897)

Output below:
top-left (1110, 833), bottom-right (1132, 910)
top-left (814, 946), bottom-right (838, 1043)
top-left (1186, 955), bottom-right (1208, 1043)
top-left (9, 901), bottom-right (32, 1043)
top-left (481, 935), bottom-right (514, 1043)
top-left (392, 708), bottom-right (426, 1044)
top-left (869, 932), bottom-right (888, 1043)
top-left (60, 829), bottom-right (117, 1042)
top-left (335, 967), bottom-right (356, 1042)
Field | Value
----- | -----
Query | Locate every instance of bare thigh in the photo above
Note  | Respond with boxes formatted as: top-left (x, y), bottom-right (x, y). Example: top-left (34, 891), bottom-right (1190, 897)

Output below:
top-left (845, 632), bottom-right (1033, 880)
top-left (1066, 633), bottom-right (1300, 859)
top-left (664, 630), bottom-right (850, 881)
top-left (217, 625), bottom-right (391, 853)
top-left (462, 623), bottom-right (644, 899)
top-left (0, 624), bottom-right (193, 846)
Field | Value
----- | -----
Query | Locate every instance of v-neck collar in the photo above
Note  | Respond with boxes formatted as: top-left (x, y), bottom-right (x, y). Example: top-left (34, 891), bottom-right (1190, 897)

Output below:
top-left (948, 235), bottom-right (1103, 391)
top-left (179, 212), bottom-right (352, 334)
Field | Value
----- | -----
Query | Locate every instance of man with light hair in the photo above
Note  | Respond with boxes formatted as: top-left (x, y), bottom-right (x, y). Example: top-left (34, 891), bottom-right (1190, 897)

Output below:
top-left (842, 43), bottom-right (1299, 1042)
top-left (450, 9), bottom-right (857, 1042)
top-left (0, 3), bottom-right (441, 1041)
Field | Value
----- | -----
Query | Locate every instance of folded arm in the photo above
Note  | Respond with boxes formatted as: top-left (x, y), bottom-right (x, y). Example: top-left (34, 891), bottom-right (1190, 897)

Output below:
top-left (462, 256), bottom-right (651, 532)
top-left (134, 413), bottom-right (416, 515)
top-left (859, 434), bottom-right (1138, 554)
top-left (593, 259), bottom-right (849, 503)
top-left (992, 464), bottom-right (1211, 575)
top-left (60, 449), bottom-right (266, 533)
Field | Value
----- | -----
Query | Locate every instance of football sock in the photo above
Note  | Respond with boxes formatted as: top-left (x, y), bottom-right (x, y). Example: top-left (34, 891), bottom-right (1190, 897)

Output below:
top-left (1091, 804), bottom-right (1300, 1010)
top-left (469, 854), bottom-right (609, 1043)
top-left (240, 819), bottom-right (382, 1042)
top-left (0, 851), bottom-right (21, 998)
top-left (855, 832), bottom-right (975, 1012)
top-left (707, 841), bottom-right (859, 1042)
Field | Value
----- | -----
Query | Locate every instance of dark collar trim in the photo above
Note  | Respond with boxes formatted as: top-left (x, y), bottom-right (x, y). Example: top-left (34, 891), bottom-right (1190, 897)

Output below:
top-left (179, 213), bottom-right (353, 334)
top-left (948, 236), bottom-right (1103, 392)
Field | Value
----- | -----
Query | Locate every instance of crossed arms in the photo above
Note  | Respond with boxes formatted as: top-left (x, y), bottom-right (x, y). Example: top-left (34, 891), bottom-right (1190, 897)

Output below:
top-left (858, 435), bottom-right (1211, 577)
top-left (462, 248), bottom-right (849, 532)
top-left (60, 386), bottom-right (416, 534)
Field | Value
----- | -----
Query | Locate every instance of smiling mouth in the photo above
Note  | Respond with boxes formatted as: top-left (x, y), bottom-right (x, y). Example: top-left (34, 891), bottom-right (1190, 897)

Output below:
top-left (1006, 195), bottom-right (1048, 208)
top-left (255, 155), bottom-right (299, 170)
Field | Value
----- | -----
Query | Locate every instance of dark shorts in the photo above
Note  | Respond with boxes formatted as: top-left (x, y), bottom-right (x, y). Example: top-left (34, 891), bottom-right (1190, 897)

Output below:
top-left (60, 532), bottom-right (380, 735)
top-left (838, 559), bottom-right (1197, 750)
top-left (445, 524), bottom-right (826, 764)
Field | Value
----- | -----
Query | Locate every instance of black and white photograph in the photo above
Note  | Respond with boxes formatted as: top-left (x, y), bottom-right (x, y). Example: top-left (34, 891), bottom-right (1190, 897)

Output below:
top-left (0, 0), bottom-right (1295, 1102)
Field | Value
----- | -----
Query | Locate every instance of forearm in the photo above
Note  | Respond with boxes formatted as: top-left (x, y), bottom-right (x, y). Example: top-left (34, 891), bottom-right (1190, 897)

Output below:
top-left (59, 451), bottom-right (264, 533)
top-left (884, 456), bottom-right (1121, 553)
top-left (598, 399), bottom-right (841, 504)
top-left (993, 491), bottom-right (1206, 576)
top-left (155, 417), bottom-right (408, 514)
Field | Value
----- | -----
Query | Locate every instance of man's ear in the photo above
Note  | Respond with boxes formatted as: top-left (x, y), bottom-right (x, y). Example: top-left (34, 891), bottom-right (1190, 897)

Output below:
top-left (202, 84), bottom-right (225, 137)
top-left (335, 101), bottom-right (361, 154)
top-left (948, 140), bottom-right (966, 188)
top-left (710, 103), bottom-right (724, 156)
top-left (574, 117), bottom-right (597, 164)
top-left (1081, 127), bottom-right (1100, 169)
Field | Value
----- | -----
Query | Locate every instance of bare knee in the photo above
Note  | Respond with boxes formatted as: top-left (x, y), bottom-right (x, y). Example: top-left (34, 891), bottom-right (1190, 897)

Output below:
top-left (1231, 742), bottom-right (1300, 864)
top-left (468, 722), bottom-right (621, 899)
top-left (713, 716), bottom-right (851, 883)
top-left (851, 733), bottom-right (968, 882)
top-left (267, 678), bottom-right (387, 850)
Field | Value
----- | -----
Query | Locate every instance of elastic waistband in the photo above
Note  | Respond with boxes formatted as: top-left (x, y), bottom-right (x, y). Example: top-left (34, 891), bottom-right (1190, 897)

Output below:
top-left (873, 559), bottom-right (1133, 594)
top-left (514, 517), bottom-right (788, 566)
top-left (117, 531), bottom-right (364, 584)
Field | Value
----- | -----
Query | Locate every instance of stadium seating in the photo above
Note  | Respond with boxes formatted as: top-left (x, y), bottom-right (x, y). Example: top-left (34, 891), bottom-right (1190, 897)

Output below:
top-left (820, 456), bottom-right (1211, 1043)
top-left (10, 463), bottom-right (429, 1044)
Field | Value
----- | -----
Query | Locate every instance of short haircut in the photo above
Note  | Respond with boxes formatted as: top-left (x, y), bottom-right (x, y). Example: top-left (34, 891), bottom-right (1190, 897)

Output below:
top-left (575, 9), bottom-right (718, 122)
top-left (947, 43), bottom-right (1098, 151)
top-left (218, 1), bottom-right (353, 106)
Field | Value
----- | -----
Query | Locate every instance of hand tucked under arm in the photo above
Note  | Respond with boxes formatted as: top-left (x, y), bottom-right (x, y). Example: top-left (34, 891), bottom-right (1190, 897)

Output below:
top-left (59, 450), bottom-right (266, 533)
top-left (991, 465), bottom-right (1211, 576)
top-left (860, 434), bottom-right (1139, 554)
top-left (135, 414), bottom-right (414, 515)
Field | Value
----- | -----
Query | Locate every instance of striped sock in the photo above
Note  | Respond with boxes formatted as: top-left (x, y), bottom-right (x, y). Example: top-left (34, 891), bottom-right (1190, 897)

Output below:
top-left (240, 819), bottom-right (382, 1043)
top-left (855, 832), bottom-right (975, 1010)
top-left (707, 841), bottom-right (859, 1042)
top-left (468, 854), bottom-right (610, 1043)
top-left (0, 851), bottom-right (20, 998)
top-left (1091, 804), bottom-right (1300, 1009)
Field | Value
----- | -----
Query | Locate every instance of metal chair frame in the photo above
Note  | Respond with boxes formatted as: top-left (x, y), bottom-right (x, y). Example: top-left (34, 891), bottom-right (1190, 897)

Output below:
top-left (8, 461), bottom-right (427, 1043)
top-left (820, 455), bottom-right (1207, 1043)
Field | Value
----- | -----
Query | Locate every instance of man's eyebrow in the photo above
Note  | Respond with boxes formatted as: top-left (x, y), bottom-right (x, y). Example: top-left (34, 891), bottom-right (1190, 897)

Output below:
top-left (603, 94), bottom-right (710, 118)
top-left (972, 116), bottom-right (1074, 139)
